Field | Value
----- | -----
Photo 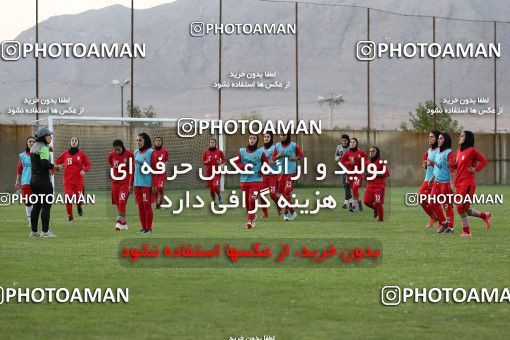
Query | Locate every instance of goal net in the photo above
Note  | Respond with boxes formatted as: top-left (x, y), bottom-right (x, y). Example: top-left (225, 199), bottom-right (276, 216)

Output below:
top-left (32, 116), bottom-right (223, 192)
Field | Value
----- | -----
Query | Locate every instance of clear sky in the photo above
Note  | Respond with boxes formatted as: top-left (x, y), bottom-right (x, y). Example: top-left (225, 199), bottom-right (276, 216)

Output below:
top-left (0, 0), bottom-right (176, 42)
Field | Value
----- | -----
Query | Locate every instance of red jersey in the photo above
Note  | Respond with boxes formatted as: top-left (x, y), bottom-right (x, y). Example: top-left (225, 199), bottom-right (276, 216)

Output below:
top-left (366, 159), bottom-right (390, 187)
top-left (108, 150), bottom-right (134, 185)
top-left (152, 147), bottom-right (169, 163)
top-left (202, 149), bottom-right (226, 177)
top-left (55, 150), bottom-right (91, 186)
top-left (340, 148), bottom-right (369, 172)
top-left (452, 147), bottom-right (488, 187)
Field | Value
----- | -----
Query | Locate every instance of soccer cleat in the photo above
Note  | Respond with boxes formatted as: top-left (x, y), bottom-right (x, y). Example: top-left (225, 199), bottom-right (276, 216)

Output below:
top-left (483, 212), bottom-right (491, 229)
top-left (358, 201), bottom-right (363, 212)
top-left (77, 206), bottom-right (83, 216)
top-left (437, 222), bottom-right (448, 233)
top-left (155, 204), bottom-right (160, 210)
top-left (460, 232), bottom-right (472, 237)
top-left (41, 230), bottom-right (57, 238)
top-left (120, 224), bottom-right (128, 230)
top-left (349, 207), bottom-right (355, 213)
top-left (136, 229), bottom-right (145, 234)
top-left (68, 216), bottom-right (73, 222)
top-left (288, 211), bottom-right (298, 221)
top-left (342, 203), bottom-right (348, 209)
top-left (283, 213), bottom-right (289, 221)
top-left (143, 230), bottom-right (152, 234)
top-left (426, 218), bottom-right (436, 229)
top-left (29, 231), bottom-right (40, 237)
top-left (114, 223), bottom-right (121, 231)
top-left (246, 220), bottom-right (253, 229)
top-left (445, 228), bottom-right (455, 234)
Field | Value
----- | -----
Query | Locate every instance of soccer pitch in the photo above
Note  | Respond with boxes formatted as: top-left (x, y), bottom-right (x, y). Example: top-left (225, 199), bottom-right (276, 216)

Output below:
top-left (0, 186), bottom-right (508, 339)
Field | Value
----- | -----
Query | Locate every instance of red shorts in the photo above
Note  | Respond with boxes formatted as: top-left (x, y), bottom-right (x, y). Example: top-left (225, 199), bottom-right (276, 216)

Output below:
top-left (153, 175), bottom-right (166, 189)
top-left (135, 187), bottom-right (154, 205)
top-left (206, 175), bottom-right (221, 189)
top-left (64, 183), bottom-right (84, 197)
top-left (347, 175), bottom-right (363, 190)
top-left (419, 181), bottom-right (433, 195)
top-left (21, 185), bottom-right (31, 199)
top-left (262, 175), bottom-right (278, 194)
top-left (111, 182), bottom-right (129, 205)
top-left (431, 182), bottom-right (452, 196)
top-left (455, 181), bottom-right (476, 212)
top-left (364, 185), bottom-right (385, 204)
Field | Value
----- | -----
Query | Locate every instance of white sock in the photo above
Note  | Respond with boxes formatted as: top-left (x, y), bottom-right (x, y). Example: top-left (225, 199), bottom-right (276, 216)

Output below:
top-left (26, 205), bottom-right (32, 224)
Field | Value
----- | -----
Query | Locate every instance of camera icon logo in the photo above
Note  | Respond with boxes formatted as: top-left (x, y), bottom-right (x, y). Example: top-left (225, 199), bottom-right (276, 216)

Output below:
top-left (178, 118), bottom-right (197, 138)
top-left (404, 193), bottom-right (419, 207)
top-left (1, 41), bottom-right (21, 61)
top-left (381, 285), bottom-right (401, 306)
top-left (356, 40), bottom-right (376, 61)
top-left (0, 193), bottom-right (11, 207)
top-left (190, 22), bottom-right (205, 37)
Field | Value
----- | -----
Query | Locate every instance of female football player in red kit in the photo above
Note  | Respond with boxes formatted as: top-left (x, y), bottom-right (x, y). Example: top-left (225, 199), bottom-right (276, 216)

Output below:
top-left (55, 136), bottom-right (91, 221)
top-left (202, 138), bottom-right (225, 205)
top-left (420, 130), bottom-right (440, 228)
top-left (273, 132), bottom-right (304, 221)
top-left (340, 138), bottom-right (368, 212)
top-left (234, 134), bottom-right (269, 229)
top-left (259, 133), bottom-right (281, 218)
top-left (108, 139), bottom-right (134, 231)
top-left (152, 137), bottom-right (169, 209)
top-left (16, 136), bottom-right (36, 227)
top-left (429, 133), bottom-right (456, 233)
top-left (450, 131), bottom-right (490, 237)
top-left (363, 146), bottom-right (390, 222)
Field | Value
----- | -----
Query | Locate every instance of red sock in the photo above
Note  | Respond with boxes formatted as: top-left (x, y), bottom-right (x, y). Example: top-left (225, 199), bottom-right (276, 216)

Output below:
top-left (137, 204), bottom-right (146, 230)
top-left (66, 203), bottom-right (73, 218)
top-left (446, 205), bottom-right (454, 228)
top-left (144, 203), bottom-right (153, 231)
top-left (375, 203), bottom-right (384, 221)
top-left (463, 226), bottom-right (471, 234)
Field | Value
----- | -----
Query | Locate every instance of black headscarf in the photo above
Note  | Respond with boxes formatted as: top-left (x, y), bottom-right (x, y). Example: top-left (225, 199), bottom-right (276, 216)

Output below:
top-left (264, 133), bottom-right (273, 149)
top-left (69, 137), bottom-right (80, 155)
top-left (349, 138), bottom-right (359, 152)
top-left (138, 133), bottom-right (152, 152)
top-left (460, 131), bottom-right (475, 151)
top-left (439, 133), bottom-right (452, 152)
top-left (208, 138), bottom-right (217, 152)
top-left (370, 146), bottom-right (380, 163)
top-left (281, 132), bottom-right (291, 146)
top-left (247, 135), bottom-right (259, 152)
top-left (154, 137), bottom-right (163, 151)
top-left (112, 139), bottom-right (126, 153)
top-left (430, 130), bottom-right (440, 149)
top-left (25, 137), bottom-right (34, 153)
top-left (36, 135), bottom-right (50, 145)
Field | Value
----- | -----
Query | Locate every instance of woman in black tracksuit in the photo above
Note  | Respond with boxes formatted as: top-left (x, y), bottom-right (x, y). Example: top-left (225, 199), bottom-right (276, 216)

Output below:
top-left (30, 127), bottom-right (58, 237)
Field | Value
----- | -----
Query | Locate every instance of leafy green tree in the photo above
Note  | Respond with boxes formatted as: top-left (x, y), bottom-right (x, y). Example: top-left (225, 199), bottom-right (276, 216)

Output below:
top-left (126, 100), bottom-right (159, 126)
top-left (400, 100), bottom-right (461, 133)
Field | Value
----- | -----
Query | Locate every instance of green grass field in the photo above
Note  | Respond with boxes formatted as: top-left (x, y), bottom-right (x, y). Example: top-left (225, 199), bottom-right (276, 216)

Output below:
top-left (0, 185), bottom-right (508, 339)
